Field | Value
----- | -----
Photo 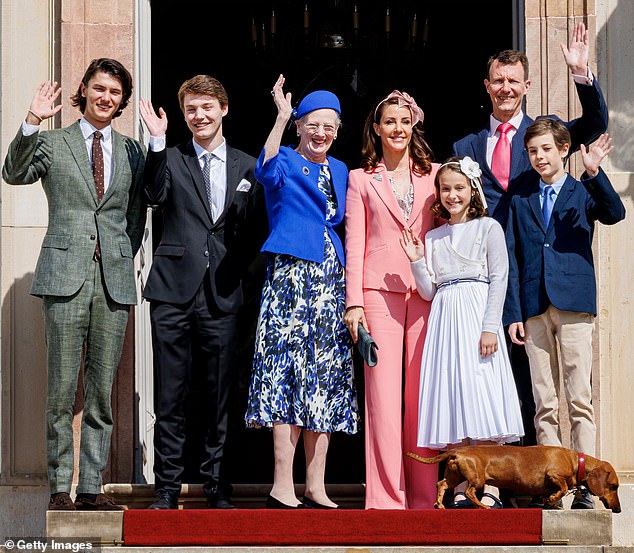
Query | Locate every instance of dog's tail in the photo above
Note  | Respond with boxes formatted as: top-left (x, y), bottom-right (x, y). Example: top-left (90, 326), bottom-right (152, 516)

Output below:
top-left (406, 451), bottom-right (452, 465)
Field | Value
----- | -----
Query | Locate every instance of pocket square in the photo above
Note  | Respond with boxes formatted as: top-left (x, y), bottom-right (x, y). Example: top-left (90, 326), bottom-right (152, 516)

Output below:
top-left (236, 179), bottom-right (252, 192)
top-left (356, 323), bottom-right (379, 367)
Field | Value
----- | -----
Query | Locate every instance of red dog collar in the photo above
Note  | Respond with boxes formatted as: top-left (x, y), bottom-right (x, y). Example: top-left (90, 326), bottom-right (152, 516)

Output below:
top-left (577, 452), bottom-right (586, 483)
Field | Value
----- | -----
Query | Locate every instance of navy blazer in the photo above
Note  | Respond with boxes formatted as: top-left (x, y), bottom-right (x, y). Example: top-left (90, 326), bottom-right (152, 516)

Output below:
top-left (256, 145), bottom-right (348, 265)
top-left (504, 169), bottom-right (625, 325)
top-left (454, 80), bottom-right (608, 230)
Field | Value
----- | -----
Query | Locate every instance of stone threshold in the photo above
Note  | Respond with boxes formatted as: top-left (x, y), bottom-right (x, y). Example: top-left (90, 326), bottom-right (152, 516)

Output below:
top-left (45, 509), bottom-right (613, 548)
top-left (31, 543), bottom-right (633, 552)
top-left (103, 482), bottom-right (365, 509)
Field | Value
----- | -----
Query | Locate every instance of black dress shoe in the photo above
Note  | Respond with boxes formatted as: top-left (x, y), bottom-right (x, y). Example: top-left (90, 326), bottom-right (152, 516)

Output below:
top-left (528, 496), bottom-right (563, 509)
top-left (207, 496), bottom-right (238, 509)
top-left (265, 494), bottom-right (303, 509)
top-left (571, 486), bottom-right (595, 510)
top-left (527, 496), bottom-right (545, 508)
top-left (301, 496), bottom-right (338, 509)
top-left (148, 489), bottom-right (179, 510)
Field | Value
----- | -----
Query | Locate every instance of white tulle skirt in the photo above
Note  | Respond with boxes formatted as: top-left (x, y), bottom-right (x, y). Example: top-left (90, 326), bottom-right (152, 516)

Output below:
top-left (417, 281), bottom-right (524, 449)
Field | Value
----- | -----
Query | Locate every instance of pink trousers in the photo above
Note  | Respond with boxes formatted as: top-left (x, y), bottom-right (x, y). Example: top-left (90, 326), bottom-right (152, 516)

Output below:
top-left (363, 289), bottom-right (438, 509)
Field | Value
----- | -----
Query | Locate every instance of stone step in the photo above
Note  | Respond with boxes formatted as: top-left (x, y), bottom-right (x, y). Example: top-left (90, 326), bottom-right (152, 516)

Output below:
top-left (7, 545), bottom-right (634, 553)
top-left (44, 509), bottom-right (613, 548)
top-left (103, 482), bottom-right (366, 509)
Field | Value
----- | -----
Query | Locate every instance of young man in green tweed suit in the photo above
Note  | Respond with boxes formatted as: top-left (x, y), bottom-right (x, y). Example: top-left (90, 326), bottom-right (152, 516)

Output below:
top-left (2, 58), bottom-right (146, 511)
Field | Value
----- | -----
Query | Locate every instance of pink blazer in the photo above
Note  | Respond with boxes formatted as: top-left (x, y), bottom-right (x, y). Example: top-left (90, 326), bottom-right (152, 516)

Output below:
top-left (345, 161), bottom-right (439, 308)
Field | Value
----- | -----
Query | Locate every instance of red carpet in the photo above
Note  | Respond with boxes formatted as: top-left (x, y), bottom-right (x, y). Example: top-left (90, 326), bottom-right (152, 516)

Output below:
top-left (124, 509), bottom-right (542, 546)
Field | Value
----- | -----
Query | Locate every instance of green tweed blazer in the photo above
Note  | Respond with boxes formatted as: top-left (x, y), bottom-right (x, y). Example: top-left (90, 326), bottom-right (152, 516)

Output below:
top-left (2, 121), bottom-right (146, 305)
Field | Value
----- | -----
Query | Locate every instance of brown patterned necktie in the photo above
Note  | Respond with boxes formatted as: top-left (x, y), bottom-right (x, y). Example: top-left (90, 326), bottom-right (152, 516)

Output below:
top-left (92, 130), bottom-right (104, 259)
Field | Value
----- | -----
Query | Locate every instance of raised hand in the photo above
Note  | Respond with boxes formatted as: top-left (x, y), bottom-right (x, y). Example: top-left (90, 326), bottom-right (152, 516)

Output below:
top-left (139, 99), bottom-right (168, 137)
top-left (399, 229), bottom-right (425, 262)
top-left (271, 74), bottom-right (293, 121)
top-left (580, 133), bottom-right (613, 177)
top-left (27, 81), bottom-right (63, 125)
top-left (561, 21), bottom-right (589, 77)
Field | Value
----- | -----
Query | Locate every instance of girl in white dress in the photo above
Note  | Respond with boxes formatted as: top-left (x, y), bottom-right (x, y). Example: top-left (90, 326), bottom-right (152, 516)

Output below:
top-left (400, 156), bottom-right (523, 509)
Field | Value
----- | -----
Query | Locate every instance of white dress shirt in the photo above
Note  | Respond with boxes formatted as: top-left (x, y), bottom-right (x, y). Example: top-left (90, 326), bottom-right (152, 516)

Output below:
top-left (149, 135), bottom-right (228, 222)
top-left (192, 139), bottom-right (227, 222)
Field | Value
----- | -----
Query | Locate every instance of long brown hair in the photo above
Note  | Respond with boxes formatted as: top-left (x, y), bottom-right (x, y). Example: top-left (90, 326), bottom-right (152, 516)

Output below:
top-left (70, 58), bottom-right (133, 119)
top-left (359, 97), bottom-right (433, 175)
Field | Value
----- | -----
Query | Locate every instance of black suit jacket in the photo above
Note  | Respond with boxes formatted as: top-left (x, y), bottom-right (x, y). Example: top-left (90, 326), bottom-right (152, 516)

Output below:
top-left (453, 80), bottom-right (608, 230)
top-left (143, 141), bottom-right (264, 313)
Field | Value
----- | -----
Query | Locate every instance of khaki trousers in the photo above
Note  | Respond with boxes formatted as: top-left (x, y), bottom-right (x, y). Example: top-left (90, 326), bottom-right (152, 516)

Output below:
top-left (525, 305), bottom-right (596, 455)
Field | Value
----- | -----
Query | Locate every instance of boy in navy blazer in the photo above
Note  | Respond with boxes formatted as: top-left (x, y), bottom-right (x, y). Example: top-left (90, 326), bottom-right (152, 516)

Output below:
top-left (505, 118), bottom-right (625, 509)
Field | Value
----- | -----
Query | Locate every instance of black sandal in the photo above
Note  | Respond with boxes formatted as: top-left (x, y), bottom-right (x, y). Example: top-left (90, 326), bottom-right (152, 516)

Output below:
top-left (447, 492), bottom-right (473, 509)
top-left (481, 492), bottom-right (503, 509)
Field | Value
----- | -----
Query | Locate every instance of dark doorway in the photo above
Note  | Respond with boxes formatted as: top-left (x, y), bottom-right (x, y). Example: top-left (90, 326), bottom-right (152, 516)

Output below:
top-left (151, 0), bottom-right (513, 487)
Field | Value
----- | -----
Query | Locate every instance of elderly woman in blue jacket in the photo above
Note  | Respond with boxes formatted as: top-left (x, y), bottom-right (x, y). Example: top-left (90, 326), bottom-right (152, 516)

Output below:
top-left (245, 75), bottom-right (358, 509)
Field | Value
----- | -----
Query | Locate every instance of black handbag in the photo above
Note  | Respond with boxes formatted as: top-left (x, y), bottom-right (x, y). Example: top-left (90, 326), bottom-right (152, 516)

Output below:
top-left (356, 323), bottom-right (379, 367)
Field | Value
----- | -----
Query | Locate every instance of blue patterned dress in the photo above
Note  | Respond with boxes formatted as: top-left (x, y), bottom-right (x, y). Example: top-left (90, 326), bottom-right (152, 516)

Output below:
top-left (245, 165), bottom-right (358, 434)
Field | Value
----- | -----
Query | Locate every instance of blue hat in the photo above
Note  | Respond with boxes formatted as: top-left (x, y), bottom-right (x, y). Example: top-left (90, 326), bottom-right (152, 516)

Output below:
top-left (294, 90), bottom-right (341, 119)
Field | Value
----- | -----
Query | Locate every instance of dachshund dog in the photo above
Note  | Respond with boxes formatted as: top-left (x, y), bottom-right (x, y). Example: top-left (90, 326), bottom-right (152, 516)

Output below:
top-left (407, 445), bottom-right (621, 512)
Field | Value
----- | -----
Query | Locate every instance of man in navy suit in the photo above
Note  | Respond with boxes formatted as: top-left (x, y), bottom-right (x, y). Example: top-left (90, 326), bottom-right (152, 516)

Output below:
top-left (453, 22), bottom-right (608, 445)
top-left (139, 76), bottom-right (265, 510)
top-left (505, 118), bottom-right (625, 509)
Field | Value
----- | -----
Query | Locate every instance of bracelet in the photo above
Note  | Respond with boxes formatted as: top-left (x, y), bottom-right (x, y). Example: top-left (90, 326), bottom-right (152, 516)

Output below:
top-left (27, 109), bottom-right (43, 123)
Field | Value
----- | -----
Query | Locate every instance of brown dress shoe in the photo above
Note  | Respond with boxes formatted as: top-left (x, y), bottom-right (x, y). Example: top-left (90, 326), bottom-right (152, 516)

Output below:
top-left (48, 492), bottom-right (76, 511)
top-left (75, 493), bottom-right (124, 511)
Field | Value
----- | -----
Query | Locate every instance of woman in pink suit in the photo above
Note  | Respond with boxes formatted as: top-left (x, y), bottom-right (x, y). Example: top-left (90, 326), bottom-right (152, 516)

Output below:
top-left (344, 91), bottom-right (439, 509)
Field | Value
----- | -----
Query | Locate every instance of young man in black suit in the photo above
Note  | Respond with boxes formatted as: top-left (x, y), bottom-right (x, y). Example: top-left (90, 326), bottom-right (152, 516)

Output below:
top-left (140, 75), bottom-right (264, 509)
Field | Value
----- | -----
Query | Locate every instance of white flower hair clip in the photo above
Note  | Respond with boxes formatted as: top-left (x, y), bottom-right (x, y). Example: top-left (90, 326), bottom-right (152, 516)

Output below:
top-left (440, 156), bottom-right (488, 210)
top-left (459, 157), bottom-right (482, 181)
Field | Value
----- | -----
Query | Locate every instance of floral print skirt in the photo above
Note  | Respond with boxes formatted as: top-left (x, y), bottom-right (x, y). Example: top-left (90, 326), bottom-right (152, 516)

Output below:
top-left (245, 235), bottom-right (358, 434)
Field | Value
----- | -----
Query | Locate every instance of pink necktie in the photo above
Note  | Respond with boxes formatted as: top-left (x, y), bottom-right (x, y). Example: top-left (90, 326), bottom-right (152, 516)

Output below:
top-left (491, 122), bottom-right (513, 190)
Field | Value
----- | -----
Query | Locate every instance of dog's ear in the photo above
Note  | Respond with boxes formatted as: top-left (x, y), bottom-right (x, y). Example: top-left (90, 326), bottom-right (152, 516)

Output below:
top-left (585, 465), bottom-right (609, 496)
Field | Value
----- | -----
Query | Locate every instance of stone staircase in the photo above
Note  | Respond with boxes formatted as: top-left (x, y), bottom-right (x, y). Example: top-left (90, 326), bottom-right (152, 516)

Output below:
top-left (40, 484), bottom-right (634, 552)
top-left (45, 508), bottom-right (614, 549)
top-left (2, 484), bottom-right (632, 553)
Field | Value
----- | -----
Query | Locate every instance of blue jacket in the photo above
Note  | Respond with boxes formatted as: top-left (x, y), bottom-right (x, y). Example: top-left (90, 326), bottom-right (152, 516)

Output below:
top-left (504, 169), bottom-right (625, 325)
top-left (454, 79), bottom-right (608, 230)
top-left (256, 145), bottom-right (348, 265)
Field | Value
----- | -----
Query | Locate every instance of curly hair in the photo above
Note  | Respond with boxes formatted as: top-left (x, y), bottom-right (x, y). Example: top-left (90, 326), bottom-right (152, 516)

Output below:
top-left (70, 58), bottom-right (133, 119)
top-left (432, 156), bottom-right (488, 220)
top-left (359, 97), bottom-right (433, 175)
